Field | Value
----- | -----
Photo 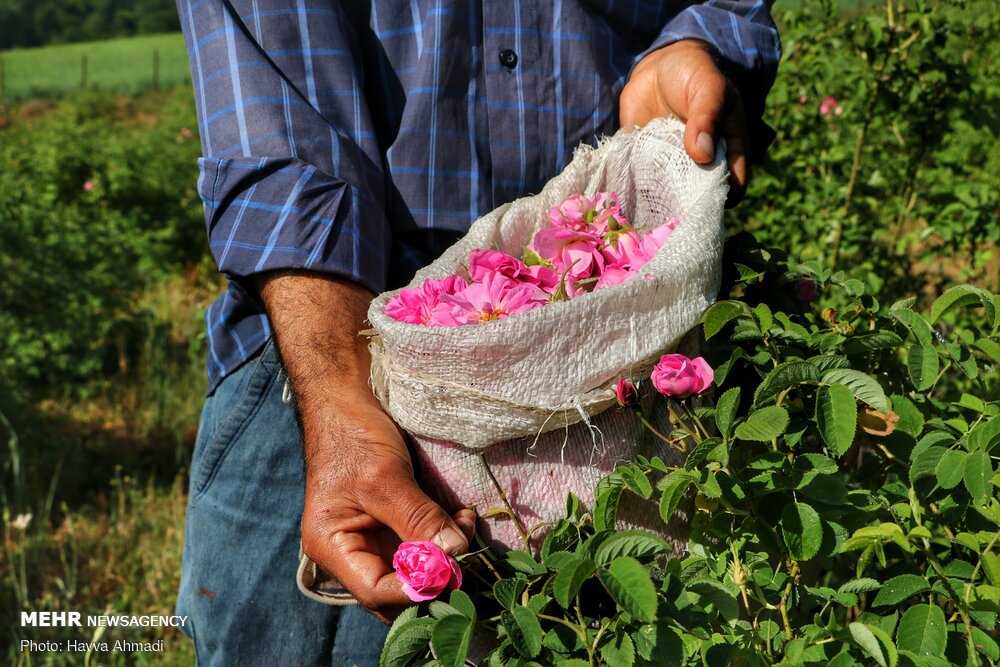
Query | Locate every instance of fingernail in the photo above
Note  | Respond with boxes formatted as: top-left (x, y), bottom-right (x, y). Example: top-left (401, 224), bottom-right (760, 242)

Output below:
top-left (696, 132), bottom-right (714, 157)
top-left (433, 527), bottom-right (467, 555)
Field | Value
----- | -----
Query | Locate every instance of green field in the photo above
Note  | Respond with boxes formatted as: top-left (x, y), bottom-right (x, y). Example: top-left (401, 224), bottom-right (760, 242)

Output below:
top-left (0, 33), bottom-right (188, 103)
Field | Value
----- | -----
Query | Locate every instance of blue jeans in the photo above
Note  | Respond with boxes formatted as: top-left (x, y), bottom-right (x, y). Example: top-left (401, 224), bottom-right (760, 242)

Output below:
top-left (177, 341), bottom-right (388, 665)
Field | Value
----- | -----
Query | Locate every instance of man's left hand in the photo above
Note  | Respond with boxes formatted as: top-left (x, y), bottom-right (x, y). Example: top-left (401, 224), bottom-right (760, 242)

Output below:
top-left (620, 39), bottom-right (749, 206)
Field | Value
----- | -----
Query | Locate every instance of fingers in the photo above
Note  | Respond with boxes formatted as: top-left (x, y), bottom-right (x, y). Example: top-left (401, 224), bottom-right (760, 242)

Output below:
top-left (683, 75), bottom-right (749, 206)
top-left (371, 477), bottom-right (471, 555)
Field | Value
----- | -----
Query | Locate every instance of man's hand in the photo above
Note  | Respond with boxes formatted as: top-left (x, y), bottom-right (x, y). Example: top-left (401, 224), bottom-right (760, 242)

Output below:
top-left (620, 39), bottom-right (749, 206)
top-left (256, 272), bottom-right (475, 622)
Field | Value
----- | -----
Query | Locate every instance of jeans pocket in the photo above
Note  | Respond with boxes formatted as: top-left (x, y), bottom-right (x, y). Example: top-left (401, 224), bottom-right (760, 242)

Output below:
top-left (191, 342), bottom-right (280, 500)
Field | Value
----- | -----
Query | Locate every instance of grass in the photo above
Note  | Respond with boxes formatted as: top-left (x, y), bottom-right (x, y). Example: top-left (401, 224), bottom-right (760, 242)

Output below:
top-left (0, 33), bottom-right (189, 104)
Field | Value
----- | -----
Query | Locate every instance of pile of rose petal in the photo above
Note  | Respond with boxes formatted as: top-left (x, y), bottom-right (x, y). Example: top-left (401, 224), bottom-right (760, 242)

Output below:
top-left (386, 192), bottom-right (679, 326)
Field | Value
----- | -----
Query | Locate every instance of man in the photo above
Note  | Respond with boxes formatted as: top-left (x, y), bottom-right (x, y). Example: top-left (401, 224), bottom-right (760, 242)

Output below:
top-left (175, 1), bottom-right (780, 664)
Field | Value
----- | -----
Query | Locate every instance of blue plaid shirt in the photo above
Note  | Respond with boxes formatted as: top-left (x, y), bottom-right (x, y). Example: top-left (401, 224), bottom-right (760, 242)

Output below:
top-left (178, 0), bottom-right (781, 393)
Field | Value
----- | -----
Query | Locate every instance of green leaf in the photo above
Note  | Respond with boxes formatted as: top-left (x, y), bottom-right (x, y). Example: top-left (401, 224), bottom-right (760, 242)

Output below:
top-left (839, 578), bottom-right (882, 594)
top-left (967, 416), bottom-right (1000, 453)
top-left (658, 471), bottom-right (694, 524)
top-left (752, 360), bottom-right (822, 407)
top-left (715, 387), bottom-right (741, 441)
top-left (964, 449), bottom-right (992, 502)
top-left (974, 338), bottom-right (1000, 366)
top-left (734, 406), bottom-right (789, 442)
top-left (702, 301), bottom-right (752, 339)
top-left (891, 306), bottom-right (934, 347)
top-left (844, 331), bottom-right (905, 355)
top-left (552, 555), bottom-right (596, 609)
top-left (431, 614), bottom-right (473, 667)
top-left (907, 344), bottom-right (939, 391)
top-left (493, 577), bottom-right (527, 610)
top-left (506, 551), bottom-right (544, 576)
top-left (428, 601), bottom-right (461, 620)
top-left (910, 446), bottom-right (946, 486)
top-left (896, 604), bottom-right (946, 656)
top-left (687, 579), bottom-right (740, 624)
top-left (599, 633), bottom-right (636, 667)
top-left (502, 607), bottom-right (544, 659)
top-left (449, 589), bottom-right (476, 620)
top-left (595, 531), bottom-right (671, 565)
top-left (821, 369), bottom-right (890, 412)
top-left (593, 473), bottom-right (625, 532)
top-left (816, 383), bottom-right (858, 456)
top-left (634, 623), bottom-right (683, 666)
top-left (981, 552), bottom-right (1000, 586)
top-left (872, 574), bottom-right (931, 607)
top-left (849, 623), bottom-right (890, 667)
top-left (599, 557), bottom-right (658, 622)
top-left (684, 437), bottom-right (724, 470)
top-left (934, 449), bottom-right (967, 490)
top-left (930, 285), bottom-right (997, 328)
top-left (781, 502), bottom-right (823, 561)
top-left (380, 615), bottom-right (435, 667)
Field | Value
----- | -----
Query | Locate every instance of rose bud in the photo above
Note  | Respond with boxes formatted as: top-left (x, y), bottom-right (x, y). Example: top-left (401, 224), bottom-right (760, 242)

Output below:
top-left (614, 378), bottom-right (638, 407)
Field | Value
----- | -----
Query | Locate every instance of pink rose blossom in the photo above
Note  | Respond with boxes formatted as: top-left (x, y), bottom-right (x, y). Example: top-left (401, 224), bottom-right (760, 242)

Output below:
top-left (549, 193), bottom-right (595, 228)
top-left (593, 263), bottom-right (638, 291)
top-left (615, 378), bottom-right (638, 407)
top-left (530, 227), bottom-right (605, 281)
top-left (441, 274), bottom-right (549, 325)
top-left (650, 354), bottom-right (714, 398)
top-left (392, 541), bottom-right (462, 602)
top-left (468, 248), bottom-right (558, 291)
top-left (83, 181), bottom-right (94, 192)
top-left (819, 96), bottom-right (838, 116)
top-left (385, 275), bottom-right (468, 325)
top-left (799, 95), bottom-right (808, 104)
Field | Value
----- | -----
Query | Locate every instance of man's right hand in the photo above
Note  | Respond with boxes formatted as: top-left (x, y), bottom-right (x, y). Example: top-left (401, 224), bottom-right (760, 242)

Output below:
top-left (255, 272), bottom-right (474, 621)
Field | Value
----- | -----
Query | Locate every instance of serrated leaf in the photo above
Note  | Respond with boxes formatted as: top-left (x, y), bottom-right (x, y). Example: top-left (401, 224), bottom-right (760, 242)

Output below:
top-left (552, 555), bottom-right (596, 608)
top-left (981, 552), bottom-right (1000, 586)
top-left (752, 360), bottom-right (822, 407)
top-left (839, 578), bottom-right (882, 594)
top-left (593, 473), bottom-right (625, 532)
top-left (493, 577), bottom-right (527, 610)
top-left (634, 623), bottom-right (683, 666)
top-left (431, 614), bottom-right (473, 667)
top-left (449, 589), bottom-right (476, 620)
top-left (599, 557), bottom-right (658, 622)
top-left (872, 574), bottom-right (930, 607)
top-left (688, 578), bottom-right (740, 624)
top-left (502, 607), bottom-right (544, 659)
top-left (934, 449), bottom-right (967, 489)
top-left (965, 449), bottom-right (992, 502)
top-left (907, 344), bottom-right (939, 391)
top-left (599, 633), bottom-right (636, 667)
top-left (735, 406), bottom-right (789, 442)
top-left (816, 383), bottom-right (858, 456)
top-left (844, 331), bottom-right (905, 355)
top-left (849, 623), bottom-right (890, 667)
top-left (896, 604), bottom-right (946, 656)
top-left (506, 551), bottom-right (544, 575)
top-left (658, 470), bottom-right (694, 524)
top-left (380, 616), bottom-right (435, 667)
top-left (891, 306), bottom-right (934, 346)
top-left (684, 437), bottom-right (724, 470)
top-left (715, 387), bottom-right (741, 441)
top-left (428, 601), bottom-right (461, 620)
top-left (781, 502), bottom-right (823, 561)
top-left (702, 301), bottom-right (752, 339)
top-left (910, 446), bottom-right (946, 486)
top-left (821, 369), bottom-right (889, 412)
top-left (974, 338), bottom-right (1000, 365)
top-left (930, 285), bottom-right (997, 328)
top-left (967, 416), bottom-right (1000, 453)
top-left (595, 531), bottom-right (671, 565)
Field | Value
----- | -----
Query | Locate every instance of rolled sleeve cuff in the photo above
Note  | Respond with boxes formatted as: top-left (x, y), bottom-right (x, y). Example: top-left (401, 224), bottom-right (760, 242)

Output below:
top-left (198, 156), bottom-right (390, 296)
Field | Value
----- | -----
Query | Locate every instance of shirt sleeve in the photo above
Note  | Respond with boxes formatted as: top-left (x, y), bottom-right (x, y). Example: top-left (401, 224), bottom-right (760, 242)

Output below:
top-left (178, 0), bottom-right (390, 295)
top-left (639, 0), bottom-right (782, 160)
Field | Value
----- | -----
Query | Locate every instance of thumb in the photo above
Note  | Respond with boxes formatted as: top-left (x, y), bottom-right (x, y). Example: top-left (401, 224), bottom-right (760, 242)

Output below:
top-left (682, 73), bottom-right (728, 165)
top-left (373, 477), bottom-right (470, 556)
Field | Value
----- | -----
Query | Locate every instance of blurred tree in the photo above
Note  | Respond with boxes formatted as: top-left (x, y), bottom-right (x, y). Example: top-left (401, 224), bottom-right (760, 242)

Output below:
top-left (0, 0), bottom-right (180, 50)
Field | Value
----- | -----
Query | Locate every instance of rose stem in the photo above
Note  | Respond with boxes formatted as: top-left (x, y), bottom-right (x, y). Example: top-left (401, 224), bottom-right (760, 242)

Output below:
top-left (478, 453), bottom-right (531, 549)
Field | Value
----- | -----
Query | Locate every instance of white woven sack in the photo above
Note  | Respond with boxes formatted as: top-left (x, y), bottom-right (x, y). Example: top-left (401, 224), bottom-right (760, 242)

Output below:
top-left (367, 117), bottom-right (728, 552)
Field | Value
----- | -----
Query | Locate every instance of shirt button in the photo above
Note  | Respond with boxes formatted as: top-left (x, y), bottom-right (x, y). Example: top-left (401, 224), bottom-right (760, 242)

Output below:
top-left (498, 49), bottom-right (518, 69)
